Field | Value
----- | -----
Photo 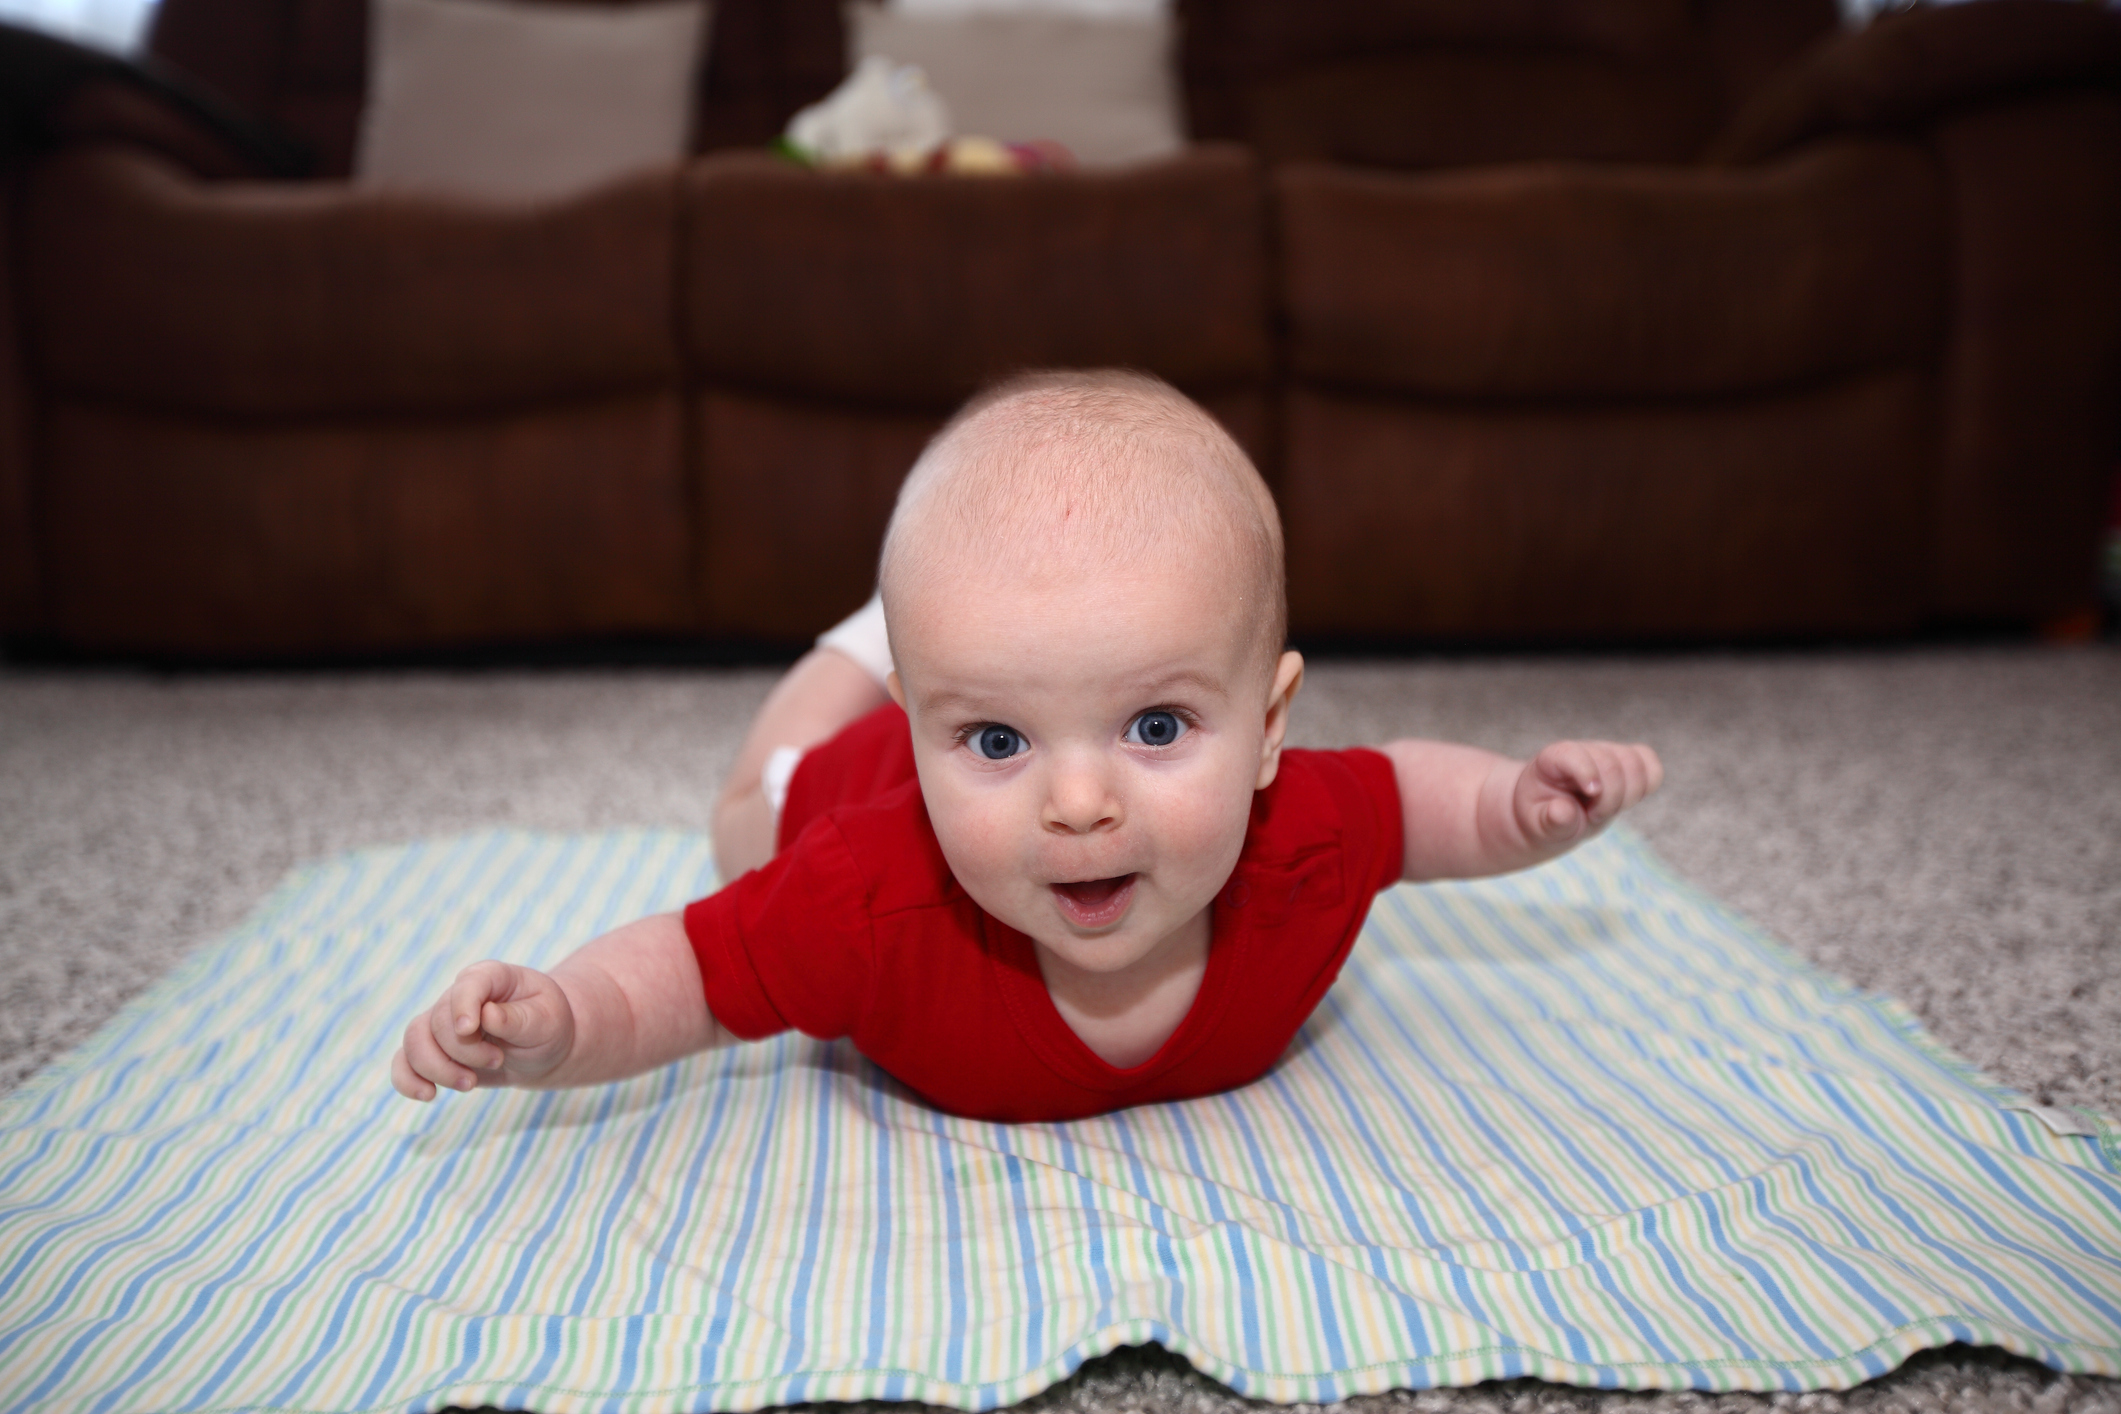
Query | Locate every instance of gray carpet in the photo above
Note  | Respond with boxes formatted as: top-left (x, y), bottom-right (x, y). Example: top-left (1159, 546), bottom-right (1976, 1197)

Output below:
top-left (2, 646), bottom-right (2116, 1414)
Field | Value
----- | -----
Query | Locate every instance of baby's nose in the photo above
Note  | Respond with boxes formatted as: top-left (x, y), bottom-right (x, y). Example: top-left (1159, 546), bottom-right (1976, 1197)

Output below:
top-left (1042, 758), bottom-right (1122, 835)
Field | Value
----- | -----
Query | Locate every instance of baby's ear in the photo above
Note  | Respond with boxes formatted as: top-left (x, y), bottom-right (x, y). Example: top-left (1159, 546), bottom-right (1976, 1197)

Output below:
top-left (1256, 651), bottom-right (1306, 790)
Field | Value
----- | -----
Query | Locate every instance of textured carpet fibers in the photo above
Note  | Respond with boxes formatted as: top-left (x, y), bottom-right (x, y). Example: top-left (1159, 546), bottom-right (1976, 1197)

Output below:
top-left (1, 646), bottom-right (2116, 1413)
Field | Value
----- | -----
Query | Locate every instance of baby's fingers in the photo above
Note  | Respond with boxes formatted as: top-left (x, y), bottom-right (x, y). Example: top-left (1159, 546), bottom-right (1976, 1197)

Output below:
top-left (390, 1046), bottom-right (432, 1101)
top-left (1596, 744), bottom-right (1662, 818)
top-left (425, 986), bottom-right (506, 1074)
top-left (1576, 743), bottom-right (1664, 823)
top-left (479, 994), bottom-right (558, 1049)
top-left (399, 1016), bottom-right (480, 1096)
top-left (1532, 741), bottom-right (1603, 804)
top-left (447, 961), bottom-right (519, 1043)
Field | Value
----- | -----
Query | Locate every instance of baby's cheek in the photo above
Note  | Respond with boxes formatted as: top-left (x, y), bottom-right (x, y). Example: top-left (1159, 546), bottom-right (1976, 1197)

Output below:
top-left (1140, 766), bottom-right (1255, 896)
top-left (928, 784), bottom-right (1033, 896)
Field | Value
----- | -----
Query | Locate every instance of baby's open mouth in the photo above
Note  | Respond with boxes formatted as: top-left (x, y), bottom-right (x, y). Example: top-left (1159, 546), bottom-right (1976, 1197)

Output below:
top-left (1050, 873), bottom-right (1137, 928)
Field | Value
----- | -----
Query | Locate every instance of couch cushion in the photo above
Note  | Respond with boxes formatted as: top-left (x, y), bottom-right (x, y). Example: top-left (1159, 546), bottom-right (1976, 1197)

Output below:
top-left (1281, 371), bottom-right (1930, 642)
top-left (354, 0), bottom-right (710, 202)
top-left (679, 145), bottom-right (1269, 408)
top-left (1278, 139), bottom-right (1944, 401)
top-left (40, 393), bottom-right (695, 655)
top-left (24, 147), bottom-right (680, 417)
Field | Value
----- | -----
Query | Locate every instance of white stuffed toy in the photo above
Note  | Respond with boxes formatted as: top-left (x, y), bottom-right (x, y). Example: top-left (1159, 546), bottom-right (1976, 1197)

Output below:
top-left (782, 54), bottom-right (1074, 174)
top-left (786, 55), bottom-right (953, 169)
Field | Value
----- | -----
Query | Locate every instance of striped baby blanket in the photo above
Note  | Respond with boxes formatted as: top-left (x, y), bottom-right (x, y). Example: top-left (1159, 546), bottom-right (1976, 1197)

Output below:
top-left (0, 828), bottom-right (2115, 1413)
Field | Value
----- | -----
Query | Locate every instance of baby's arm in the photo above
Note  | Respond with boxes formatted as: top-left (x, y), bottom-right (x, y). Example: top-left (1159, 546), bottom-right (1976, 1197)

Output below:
top-left (1383, 738), bottom-right (1662, 882)
top-left (390, 911), bottom-right (730, 1101)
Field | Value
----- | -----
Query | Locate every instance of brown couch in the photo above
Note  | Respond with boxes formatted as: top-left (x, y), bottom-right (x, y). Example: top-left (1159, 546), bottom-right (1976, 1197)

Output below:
top-left (2, 0), bottom-right (2116, 659)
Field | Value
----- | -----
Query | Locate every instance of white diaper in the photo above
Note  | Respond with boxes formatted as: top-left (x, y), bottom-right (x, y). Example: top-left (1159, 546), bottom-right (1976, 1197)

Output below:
top-left (815, 589), bottom-right (895, 687)
top-left (760, 744), bottom-right (805, 818)
top-left (762, 593), bottom-right (896, 825)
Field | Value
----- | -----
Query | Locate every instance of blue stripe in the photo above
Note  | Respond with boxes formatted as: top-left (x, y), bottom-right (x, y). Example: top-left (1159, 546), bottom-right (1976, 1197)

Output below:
top-left (696, 1041), bottom-right (793, 1389)
top-left (254, 1096), bottom-right (509, 1408)
top-left (567, 1067), bottom-right (685, 1315)
top-left (377, 1094), bottom-right (555, 1412)
top-left (1357, 903), bottom-right (1582, 1260)
top-left (999, 1139), bottom-right (1045, 1368)
top-left (0, 1115), bottom-right (270, 1380)
top-left (1356, 927), bottom-right (1761, 1374)
top-left (481, 1087), bottom-right (621, 1410)
top-left (1725, 1064), bottom-right (2066, 1338)
top-left (1357, 945), bottom-right (1773, 1365)
top-left (140, 848), bottom-right (538, 1410)
top-left (37, 1125), bottom-right (313, 1412)
top-left (1213, 1093), bottom-right (1272, 1365)
top-left (1052, 1129), bottom-right (1116, 1335)
top-left (1165, 1103), bottom-right (1258, 1372)
top-left (356, 835), bottom-right (617, 1409)
top-left (1900, 1089), bottom-right (2121, 1272)
top-left (1309, 986), bottom-right (1502, 1328)
top-left (1812, 1076), bottom-right (2119, 1333)
top-left (924, 1105), bottom-right (969, 1387)
top-left (776, 1052), bottom-right (845, 1401)
top-left (1387, 885), bottom-right (1908, 1364)
top-left (863, 1070), bottom-right (895, 1373)
top-left (106, 1115), bottom-right (386, 1410)
top-left (1415, 890), bottom-right (1890, 1361)
top-left (1105, 1110), bottom-right (1186, 1334)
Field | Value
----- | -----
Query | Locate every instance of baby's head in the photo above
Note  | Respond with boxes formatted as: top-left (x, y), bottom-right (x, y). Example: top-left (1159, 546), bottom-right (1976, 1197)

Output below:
top-left (880, 370), bottom-right (1303, 981)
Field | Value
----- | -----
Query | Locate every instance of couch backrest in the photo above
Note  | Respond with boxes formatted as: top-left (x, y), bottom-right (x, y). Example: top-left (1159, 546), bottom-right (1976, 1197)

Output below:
top-left (144, 0), bottom-right (844, 178)
top-left (144, 0), bottom-right (1838, 180)
top-left (1177, 0), bottom-right (1838, 168)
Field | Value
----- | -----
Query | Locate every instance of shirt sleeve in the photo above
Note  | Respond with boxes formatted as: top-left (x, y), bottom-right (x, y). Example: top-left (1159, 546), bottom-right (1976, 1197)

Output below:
top-left (683, 816), bottom-right (876, 1043)
top-left (1336, 746), bottom-right (1407, 898)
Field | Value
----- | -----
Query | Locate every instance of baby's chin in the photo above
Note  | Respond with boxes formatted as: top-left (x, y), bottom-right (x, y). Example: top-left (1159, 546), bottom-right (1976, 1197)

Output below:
top-left (1027, 922), bottom-right (1167, 976)
top-left (1024, 885), bottom-right (1208, 974)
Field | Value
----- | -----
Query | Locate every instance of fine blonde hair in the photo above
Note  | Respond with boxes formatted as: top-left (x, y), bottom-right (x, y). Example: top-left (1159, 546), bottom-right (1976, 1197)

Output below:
top-left (879, 369), bottom-right (1286, 670)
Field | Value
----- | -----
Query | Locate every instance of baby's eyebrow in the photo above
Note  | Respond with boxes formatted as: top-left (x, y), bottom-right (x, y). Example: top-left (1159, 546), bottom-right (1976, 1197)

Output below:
top-left (1123, 667), bottom-right (1229, 702)
top-left (917, 667), bottom-right (1228, 721)
top-left (919, 688), bottom-right (1012, 720)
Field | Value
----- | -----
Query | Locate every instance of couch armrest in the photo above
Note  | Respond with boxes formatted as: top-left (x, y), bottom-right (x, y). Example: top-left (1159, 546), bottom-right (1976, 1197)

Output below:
top-left (0, 21), bottom-right (309, 180)
top-left (0, 174), bottom-right (35, 635)
top-left (1706, 0), bottom-right (2121, 165)
top-left (1926, 87), bottom-right (2121, 622)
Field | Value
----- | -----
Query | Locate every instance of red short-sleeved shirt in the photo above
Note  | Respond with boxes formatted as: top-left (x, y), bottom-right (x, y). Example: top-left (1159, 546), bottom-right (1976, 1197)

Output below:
top-left (683, 703), bottom-right (1404, 1122)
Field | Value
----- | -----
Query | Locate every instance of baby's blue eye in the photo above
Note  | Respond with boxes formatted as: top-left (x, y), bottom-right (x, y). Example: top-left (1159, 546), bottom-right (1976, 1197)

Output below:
top-left (1126, 711), bottom-right (1185, 748)
top-left (971, 725), bottom-right (1025, 760)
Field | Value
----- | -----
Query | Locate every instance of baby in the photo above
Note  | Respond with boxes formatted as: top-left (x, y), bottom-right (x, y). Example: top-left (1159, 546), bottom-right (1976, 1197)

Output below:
top-left (391, 371), bottom-right (1662, 1121)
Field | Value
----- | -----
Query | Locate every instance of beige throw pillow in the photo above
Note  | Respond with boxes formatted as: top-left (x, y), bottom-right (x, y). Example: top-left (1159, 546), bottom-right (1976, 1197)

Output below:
top-left (357, 0), bottom-right (712, 202)
top-left (847, 2), bottom-right (1182, 168)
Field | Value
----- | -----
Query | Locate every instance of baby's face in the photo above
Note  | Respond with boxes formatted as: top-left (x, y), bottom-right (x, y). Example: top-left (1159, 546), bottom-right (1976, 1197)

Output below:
top-left (890, 549), bottom-right (1299, 982)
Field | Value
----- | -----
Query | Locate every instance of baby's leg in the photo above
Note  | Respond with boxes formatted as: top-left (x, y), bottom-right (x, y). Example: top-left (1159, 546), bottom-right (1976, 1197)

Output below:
top-left (712, 593), bottom-right (893, 878)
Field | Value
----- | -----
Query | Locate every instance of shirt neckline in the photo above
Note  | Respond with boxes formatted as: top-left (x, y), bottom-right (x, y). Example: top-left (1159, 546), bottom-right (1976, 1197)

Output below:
top-left (986, 885), bottom-right (1246, 1096)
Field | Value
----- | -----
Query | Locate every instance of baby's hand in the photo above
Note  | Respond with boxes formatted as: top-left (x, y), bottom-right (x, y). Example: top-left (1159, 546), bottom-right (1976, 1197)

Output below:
top-left (390, 960), bottom-right (576, 1101)
top-left (1514, 740), bottom-right (1664, 848)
